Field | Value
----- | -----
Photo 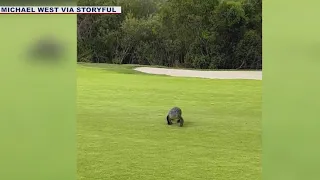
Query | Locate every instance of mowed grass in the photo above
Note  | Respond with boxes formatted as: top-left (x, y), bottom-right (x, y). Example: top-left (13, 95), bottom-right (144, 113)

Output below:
top-left (77, 64), bottom-right (262, 180)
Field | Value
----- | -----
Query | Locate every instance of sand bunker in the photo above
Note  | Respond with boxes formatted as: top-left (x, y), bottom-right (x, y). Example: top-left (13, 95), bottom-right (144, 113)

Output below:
top-left (134, 67), bottom-right (262, 80)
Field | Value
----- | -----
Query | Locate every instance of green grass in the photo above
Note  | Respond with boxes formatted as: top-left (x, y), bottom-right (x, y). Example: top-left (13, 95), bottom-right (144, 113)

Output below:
top-left (77, 63), bottom-right (262, 180)
top-left (79, 62), bottom-right (262, 72)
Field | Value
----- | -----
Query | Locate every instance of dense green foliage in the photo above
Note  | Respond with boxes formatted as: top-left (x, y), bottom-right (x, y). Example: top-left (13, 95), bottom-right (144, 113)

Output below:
top-left (77, 0), bottom-right (261, 69)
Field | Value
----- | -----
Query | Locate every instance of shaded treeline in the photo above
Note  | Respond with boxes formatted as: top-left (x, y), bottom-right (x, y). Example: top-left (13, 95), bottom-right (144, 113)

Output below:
top-left (77, 0), bottom-right (262, 69)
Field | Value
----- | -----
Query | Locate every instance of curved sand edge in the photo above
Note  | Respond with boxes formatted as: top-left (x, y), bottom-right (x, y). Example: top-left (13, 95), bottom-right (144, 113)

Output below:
top-left (134, 67), bottom-right (262, 80)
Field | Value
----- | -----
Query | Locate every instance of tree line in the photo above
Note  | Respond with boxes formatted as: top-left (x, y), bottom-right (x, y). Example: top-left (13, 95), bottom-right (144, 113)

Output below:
top-left (77, 0), bottom-right (262, 69)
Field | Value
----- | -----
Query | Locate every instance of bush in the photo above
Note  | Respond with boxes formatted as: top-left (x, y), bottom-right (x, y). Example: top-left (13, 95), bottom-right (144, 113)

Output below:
top-left (77, 0), bottom-right (262, 70)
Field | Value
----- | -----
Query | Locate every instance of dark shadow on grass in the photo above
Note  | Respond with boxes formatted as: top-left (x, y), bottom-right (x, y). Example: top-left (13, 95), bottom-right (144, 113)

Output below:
top-left (166, 121), bottom-right (195, 128)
